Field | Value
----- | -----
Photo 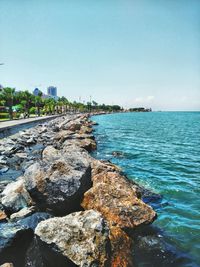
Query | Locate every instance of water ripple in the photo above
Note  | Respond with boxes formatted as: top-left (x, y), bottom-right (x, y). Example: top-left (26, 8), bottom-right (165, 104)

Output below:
top-left (92, 112), bottom-right (200, 266)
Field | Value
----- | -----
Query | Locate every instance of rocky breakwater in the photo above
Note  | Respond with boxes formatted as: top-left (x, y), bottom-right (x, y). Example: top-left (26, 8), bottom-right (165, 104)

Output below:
top-left (0, 114), bottom-right (156, 267)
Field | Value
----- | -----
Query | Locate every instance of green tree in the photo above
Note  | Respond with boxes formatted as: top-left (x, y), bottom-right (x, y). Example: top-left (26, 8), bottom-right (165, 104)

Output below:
top-left (34, 92), bottom-right (43, 116)
top-left (59, 96), bottom-right (69, 113)
top-left (43, 98), bottom-right (56, 115)
top-left (0, 87), bottom-right (15, 119)
top-left (17, 90), bottom-right (34, 117)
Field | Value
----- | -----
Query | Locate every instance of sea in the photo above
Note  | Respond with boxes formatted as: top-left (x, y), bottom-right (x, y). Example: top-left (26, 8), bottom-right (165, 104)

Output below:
top-left (92, 112), bottom-right (200, 267)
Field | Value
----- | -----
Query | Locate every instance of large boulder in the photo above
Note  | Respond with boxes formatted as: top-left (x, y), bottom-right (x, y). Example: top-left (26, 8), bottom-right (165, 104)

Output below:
top-left (91, 160), bottom-right (122, 177)
top-left (72, 133), bottom-right (95, 140)
top-left (82, 171), bottom-right (156, 230)
top-left (66, 121), bottom-right (82, 132)
top-left (54, 130), bottom-right (74, 143)
top-left (23, 145), bottom-right (92, 215)
top-left (25, 237), bottom-right (45, 267)
top-left (79, 125), bottom-right (93, 134)
top-left (77, 138), bottom-right (97, 152)
top-left (63, 138), bottom-right (97, 152)
top-left (0, 213), bottom-right (51, 266)
top-left (0, 212), bottom-right (52, 252)
top-left (1, 180), bottom-right (32, 214)
top-left (57, 118), bottom-right (72, 130)
top-left (35, 210), bottom-right (110, 267)
top-left (90, 121), bottom-right (98, 126)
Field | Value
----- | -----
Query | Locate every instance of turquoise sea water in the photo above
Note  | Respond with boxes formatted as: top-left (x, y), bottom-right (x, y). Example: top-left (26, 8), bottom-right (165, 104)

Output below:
top-left (92, 112), bottom-right (200, 267)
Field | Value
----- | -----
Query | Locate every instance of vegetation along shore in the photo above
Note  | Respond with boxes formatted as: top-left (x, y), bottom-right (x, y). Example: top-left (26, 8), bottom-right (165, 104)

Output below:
top-left (0, 87), bottom-right (152, 123)
top-left (0, 87), bottom-right (122, 121)
top-left (0, 113), bottom-right (156, 267)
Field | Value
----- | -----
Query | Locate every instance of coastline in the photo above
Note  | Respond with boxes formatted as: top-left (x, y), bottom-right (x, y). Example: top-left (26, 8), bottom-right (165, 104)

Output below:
top-left (90, 112), bottom-right (200, 267)
top-left (0, 113), bottom-right (157, 267)
top-left (0, 115), bottom-right (64, 139)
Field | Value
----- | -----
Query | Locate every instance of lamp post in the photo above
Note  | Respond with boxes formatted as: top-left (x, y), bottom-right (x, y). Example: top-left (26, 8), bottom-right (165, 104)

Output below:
top-left (89, 95), bottom-right (92, 113)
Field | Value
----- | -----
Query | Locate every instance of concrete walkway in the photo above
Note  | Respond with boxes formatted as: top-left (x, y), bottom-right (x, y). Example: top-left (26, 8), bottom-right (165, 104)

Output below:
top-left (0, 115), bottom-right (63, 138)
top-left (0, 115), bottom-right (61, 129)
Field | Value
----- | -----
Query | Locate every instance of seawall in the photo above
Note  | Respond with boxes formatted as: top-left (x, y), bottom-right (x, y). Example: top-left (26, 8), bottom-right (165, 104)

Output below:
top-left (0, 113), bottom-right (156, 267)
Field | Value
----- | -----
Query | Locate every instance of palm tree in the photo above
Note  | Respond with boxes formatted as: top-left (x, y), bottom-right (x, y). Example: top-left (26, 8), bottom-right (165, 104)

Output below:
top-left (17, 90), bottom-right (34, 117)
top-left (92, 100), bottom-right (98, 111)
top-left (0, 87), bottom-right (15, 119)
top-left (43, 98), bottom-right (56, 115)
top-left (34, 92), bottom-right (43, 116)
top-left (59, 96), bottom-right (69, 113)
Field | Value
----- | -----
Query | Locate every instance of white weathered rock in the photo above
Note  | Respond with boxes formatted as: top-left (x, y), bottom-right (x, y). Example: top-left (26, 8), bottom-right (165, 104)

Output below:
top-left (42, 146), bottom-right (60, 161)
top-left (1, 180), bottom-right (32, 213)
top-left (0, 263), bottom-right (14, 267)
top-left (10, 207), bottom-right (35, 221)
top-left (35, 210), bottom-right (110, 266)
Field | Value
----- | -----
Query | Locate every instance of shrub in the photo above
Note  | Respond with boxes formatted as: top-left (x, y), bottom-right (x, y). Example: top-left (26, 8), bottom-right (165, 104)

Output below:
top-left (0, 112), bottom-right (9, 119)
top-left (29, 107), bottom-right (36, 114)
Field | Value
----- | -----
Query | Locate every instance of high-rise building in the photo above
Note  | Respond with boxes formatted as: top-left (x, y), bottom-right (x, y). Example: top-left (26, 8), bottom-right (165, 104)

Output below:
top-left (47, 86), bottom-right (57, 97)
top-left (33, 88), bottom-right (42, 96)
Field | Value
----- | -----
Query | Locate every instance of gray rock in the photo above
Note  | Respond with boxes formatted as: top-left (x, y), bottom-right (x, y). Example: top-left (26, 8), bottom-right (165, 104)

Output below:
top-left (0, 212), bottom-right (51, 253)
top-left (6, 156), bottom-right (22, 169)
top-left (71, 133), bottom-right (95, 140)
top-left (35, 210), bottom-right (110, 267)
top-left (0, 156), bottom-right (7, 165)
top-left (27, 137), bottom-right (36, 145)
top-left (66, 121), bottom-right (82, 131)
top-left (15, 152), bottom-right (28, 159)
top-left (57, 120), bottom-right (70, 130)
top-left (79, 125), bottom-right (93, 134)
top-left (90, 121), bottom-right (98, 126)
top-left (21, 160), bottom-right (35, 172)
top-left (19, 212), bottom-right (52, 231)
top-left (112, 151), bottom-right (124, 158)
top-left (24, 237), bottom-right (45, 267)
top-left (53, 130), bottom-right (74, 143)
top-left (63, 138), bottom-right (97, 152)
top-left (24, 145), bottom-right (92, 215)
top-left (42, 146), bottom-right (60, 162)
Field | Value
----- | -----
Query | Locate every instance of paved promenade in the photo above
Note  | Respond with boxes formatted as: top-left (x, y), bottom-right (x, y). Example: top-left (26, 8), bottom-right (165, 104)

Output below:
top-left (0, 115), bottom-right (62, 138)
top-left (0, 115), bottom-right (61, 129)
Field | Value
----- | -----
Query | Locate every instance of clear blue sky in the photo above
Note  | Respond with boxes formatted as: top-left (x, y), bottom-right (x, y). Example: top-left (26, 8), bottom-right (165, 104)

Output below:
top-left (0, 0), bottom-right (200, 110)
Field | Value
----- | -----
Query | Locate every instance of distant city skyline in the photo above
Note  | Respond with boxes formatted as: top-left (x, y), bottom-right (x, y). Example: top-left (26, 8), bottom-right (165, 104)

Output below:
top-left (0, 0), bottom-right (200, 111)
top-left (33, 86), bottom-right (59, 101)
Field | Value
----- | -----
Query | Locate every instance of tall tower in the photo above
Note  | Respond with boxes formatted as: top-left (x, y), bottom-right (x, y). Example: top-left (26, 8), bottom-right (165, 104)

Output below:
top-left (47, 86), bottom-right (57, 97)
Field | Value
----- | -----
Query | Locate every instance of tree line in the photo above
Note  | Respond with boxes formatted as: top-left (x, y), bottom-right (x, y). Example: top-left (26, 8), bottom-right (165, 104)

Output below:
top-left (0, 87), bottom-right (122, 120)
